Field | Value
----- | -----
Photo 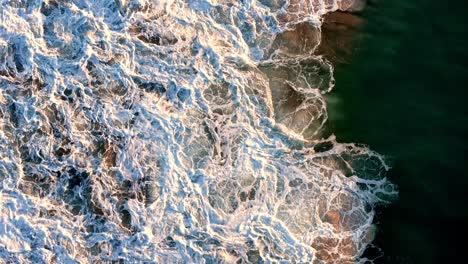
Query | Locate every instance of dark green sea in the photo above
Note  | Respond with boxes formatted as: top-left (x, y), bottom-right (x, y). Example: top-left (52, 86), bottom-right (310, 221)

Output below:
top-left (328, 0), bottom-right (468, 263)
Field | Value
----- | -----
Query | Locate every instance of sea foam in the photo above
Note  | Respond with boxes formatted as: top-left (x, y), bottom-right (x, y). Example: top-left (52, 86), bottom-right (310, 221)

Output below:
top-left (0, 0), bottom-right (396, 263)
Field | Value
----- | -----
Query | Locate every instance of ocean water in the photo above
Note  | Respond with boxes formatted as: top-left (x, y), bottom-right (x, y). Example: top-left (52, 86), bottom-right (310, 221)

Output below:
top-left (328, 0), bottom-right (468, 263)
top-left (0, 1), bottom-right (398, 263)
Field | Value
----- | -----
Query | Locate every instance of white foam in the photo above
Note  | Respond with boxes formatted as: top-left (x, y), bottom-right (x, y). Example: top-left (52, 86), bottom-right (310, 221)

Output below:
top-left (0, 0), bottom-right (397, 263)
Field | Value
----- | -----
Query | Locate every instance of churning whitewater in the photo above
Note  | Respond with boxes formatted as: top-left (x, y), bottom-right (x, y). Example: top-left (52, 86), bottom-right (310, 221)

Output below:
top-left (0, 0), bottom-right (397, 263)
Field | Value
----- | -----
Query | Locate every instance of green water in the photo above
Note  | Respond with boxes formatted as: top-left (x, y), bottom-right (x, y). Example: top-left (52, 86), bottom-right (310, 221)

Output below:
top-left (328, 0), bottom-right (468, 263)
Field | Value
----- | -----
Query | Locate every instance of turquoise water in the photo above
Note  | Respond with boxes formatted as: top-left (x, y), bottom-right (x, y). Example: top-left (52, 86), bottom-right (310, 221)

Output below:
top-left (329, 0), bottom-right (468, 263)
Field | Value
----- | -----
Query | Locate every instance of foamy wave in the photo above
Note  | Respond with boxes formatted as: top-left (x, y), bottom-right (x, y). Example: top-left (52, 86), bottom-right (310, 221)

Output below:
top-left (0, 0), bottom-right (396, 263)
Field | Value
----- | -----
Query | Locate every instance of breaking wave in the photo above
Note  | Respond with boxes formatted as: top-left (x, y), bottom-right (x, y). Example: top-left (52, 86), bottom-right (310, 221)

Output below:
top-left (0, 0), bottom-right (396, 263)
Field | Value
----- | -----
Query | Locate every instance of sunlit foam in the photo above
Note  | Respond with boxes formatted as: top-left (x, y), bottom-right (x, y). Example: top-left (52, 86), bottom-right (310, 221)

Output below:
top-left (0, 1), bottom-right (396, 263)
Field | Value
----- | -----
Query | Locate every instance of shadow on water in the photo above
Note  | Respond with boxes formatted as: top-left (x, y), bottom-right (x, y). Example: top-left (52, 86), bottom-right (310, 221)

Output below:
top-left (324, 0), bottom-right (468, 263)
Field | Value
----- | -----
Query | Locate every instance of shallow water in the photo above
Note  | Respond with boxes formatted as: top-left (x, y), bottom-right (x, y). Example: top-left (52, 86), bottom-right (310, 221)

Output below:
top-left (0, 1), bottom-right (397, 263)
top-left (328, 0), bottom-right (468, 263)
